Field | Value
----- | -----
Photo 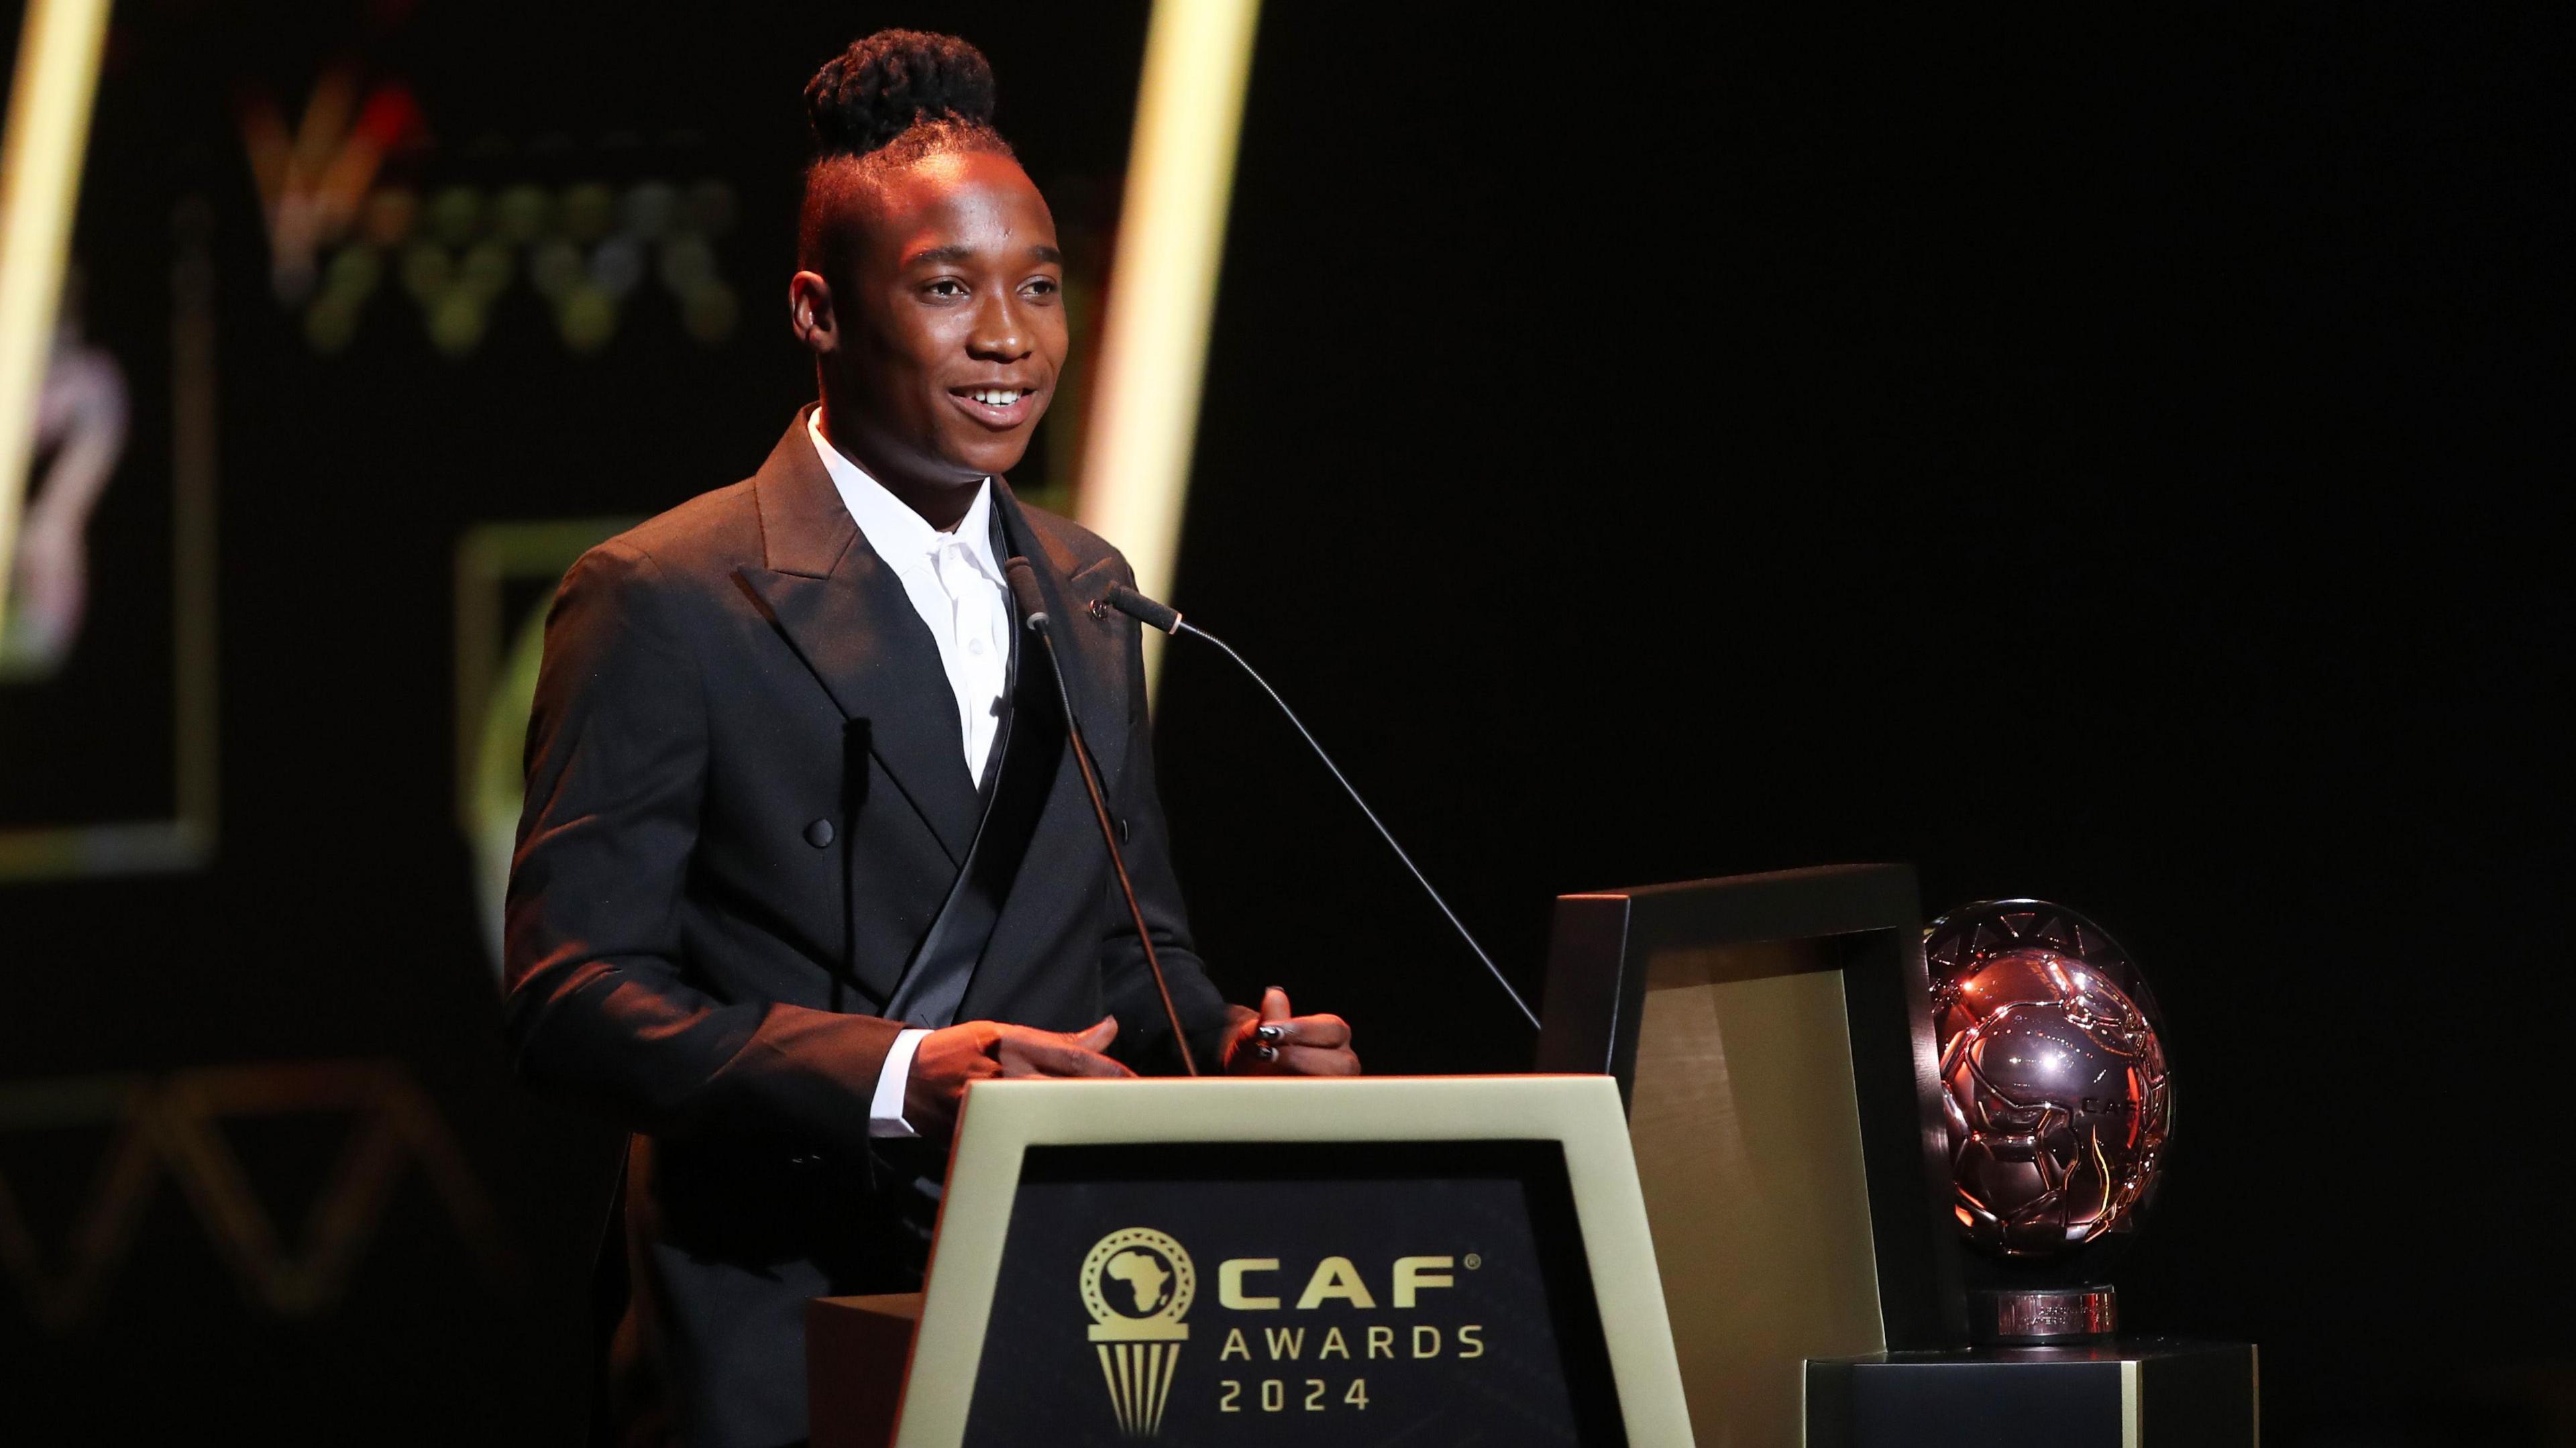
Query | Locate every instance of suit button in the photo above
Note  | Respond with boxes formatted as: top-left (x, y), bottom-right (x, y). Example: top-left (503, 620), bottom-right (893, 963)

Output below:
top-left (804, 818), bottom-right (835, 848)
top-left (1116, 816), bottom-right (1131, 845)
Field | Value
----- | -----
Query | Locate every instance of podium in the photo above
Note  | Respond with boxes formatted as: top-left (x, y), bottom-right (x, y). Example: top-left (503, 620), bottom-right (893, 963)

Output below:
top-left (810, 1076), bottom-right (1694, 1447)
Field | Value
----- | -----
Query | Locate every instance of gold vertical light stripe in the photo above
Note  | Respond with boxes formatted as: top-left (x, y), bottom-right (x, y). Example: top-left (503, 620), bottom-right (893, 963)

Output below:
top-left (0, 0), bottom-right (116, 634)
top-left (1073, 0), bottom-right (1262, 690)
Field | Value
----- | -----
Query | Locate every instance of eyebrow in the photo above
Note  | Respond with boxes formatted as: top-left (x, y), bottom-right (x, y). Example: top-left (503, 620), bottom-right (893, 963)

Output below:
top-left (903, 242), bottom-right (1066, 269)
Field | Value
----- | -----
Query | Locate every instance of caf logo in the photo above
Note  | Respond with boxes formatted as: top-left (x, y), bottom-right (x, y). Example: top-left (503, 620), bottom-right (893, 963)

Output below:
top-left (1079, 1227), bottom-right (1195, 1437)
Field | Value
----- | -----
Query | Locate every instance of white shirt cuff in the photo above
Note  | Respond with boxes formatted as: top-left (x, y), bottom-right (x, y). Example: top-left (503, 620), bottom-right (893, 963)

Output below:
top-left (869, 1028), bottom-right (932, 1139)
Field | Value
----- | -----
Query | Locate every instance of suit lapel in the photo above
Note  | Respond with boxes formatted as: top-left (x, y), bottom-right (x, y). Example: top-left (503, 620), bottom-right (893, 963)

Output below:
top-left (737, 408), bottom-right (982, 863)
top-left (990, 483), bottom-right (1132, 789)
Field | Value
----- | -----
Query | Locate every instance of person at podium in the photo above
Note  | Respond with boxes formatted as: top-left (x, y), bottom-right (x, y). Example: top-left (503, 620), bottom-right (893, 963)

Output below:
top-left (500, 30), bottom-right (1359, 1448)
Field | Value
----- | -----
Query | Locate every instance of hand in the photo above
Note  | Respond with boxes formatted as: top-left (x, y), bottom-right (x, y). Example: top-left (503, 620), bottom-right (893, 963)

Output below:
top-left (904, 1015), bottom-right (1135, 1139)
top-left (1221, 987), bottom-right (1358, 1076)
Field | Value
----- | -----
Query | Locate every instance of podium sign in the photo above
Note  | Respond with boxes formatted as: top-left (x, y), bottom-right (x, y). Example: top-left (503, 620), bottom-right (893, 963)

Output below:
top-left (877, 1076), bottom-right (1691, 1446)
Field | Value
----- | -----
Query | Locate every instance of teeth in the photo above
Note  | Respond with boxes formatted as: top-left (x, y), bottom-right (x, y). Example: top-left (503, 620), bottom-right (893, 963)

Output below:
top-left (971, 388), bottom-right (1023, 406)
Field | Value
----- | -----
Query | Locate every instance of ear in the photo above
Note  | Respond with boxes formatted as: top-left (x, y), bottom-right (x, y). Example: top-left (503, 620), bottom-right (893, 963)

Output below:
top-left (789, 271), bottom-right (838, 355)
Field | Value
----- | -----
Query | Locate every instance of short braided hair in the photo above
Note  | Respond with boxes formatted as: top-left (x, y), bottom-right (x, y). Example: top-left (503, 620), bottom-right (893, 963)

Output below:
top-left (804, 29), bottom-right (1012, 165)
top-left (798, 30), bottom-right (1018, 270)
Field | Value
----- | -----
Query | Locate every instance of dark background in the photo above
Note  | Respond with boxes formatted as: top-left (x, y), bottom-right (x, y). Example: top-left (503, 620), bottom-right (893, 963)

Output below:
top-left (2, 3), bottom-right (2567, 1443)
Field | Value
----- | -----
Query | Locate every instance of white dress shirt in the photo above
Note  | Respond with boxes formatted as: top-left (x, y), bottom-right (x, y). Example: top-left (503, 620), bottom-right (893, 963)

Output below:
top-left (807, 408), bottom-right (1013, 1138)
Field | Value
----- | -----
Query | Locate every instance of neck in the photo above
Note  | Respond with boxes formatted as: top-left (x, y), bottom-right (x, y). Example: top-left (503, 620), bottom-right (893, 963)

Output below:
top-left (814, 401), bottom-right (983, 533)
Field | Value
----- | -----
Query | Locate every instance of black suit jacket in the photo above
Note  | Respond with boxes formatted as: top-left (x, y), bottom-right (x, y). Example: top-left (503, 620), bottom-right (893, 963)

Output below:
top-left (502, 408), bottom-right (1232, 1448)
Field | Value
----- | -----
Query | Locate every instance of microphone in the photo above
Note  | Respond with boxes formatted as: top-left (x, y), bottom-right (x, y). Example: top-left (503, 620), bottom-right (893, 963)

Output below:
top-left (1098, 582), bottom-right (1543, 1032)
top-left (1006, 558), bottom-right (1201, 1075)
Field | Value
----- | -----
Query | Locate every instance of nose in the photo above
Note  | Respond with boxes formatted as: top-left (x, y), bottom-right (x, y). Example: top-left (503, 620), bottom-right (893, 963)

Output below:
top-left (967, 290), bottom-right (1032, 363)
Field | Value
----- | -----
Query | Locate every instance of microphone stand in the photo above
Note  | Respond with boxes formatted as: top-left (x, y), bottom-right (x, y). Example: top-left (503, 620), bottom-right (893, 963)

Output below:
top-left (1006, 559), bottom-right (1201, 1075)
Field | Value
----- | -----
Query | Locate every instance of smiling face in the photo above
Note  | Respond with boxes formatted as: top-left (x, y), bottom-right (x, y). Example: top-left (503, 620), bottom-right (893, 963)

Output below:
top-left (793, 148), bottom-right (1067, 511)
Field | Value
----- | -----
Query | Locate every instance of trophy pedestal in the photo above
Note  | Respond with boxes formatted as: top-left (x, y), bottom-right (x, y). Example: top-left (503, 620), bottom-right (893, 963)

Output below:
top-left (1972, 1284), bottom-right (2119, 1343)
top-left (1805, 1338), bottom-right (2256, 1448)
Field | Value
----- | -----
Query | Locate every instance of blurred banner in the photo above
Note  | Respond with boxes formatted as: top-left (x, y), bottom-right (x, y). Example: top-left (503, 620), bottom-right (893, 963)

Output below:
top-left (0, 0), bottom-right (215, 880)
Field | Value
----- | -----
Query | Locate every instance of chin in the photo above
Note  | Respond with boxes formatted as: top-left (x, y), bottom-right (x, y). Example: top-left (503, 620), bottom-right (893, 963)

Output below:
top-left (954, 447), bottom-right (1028, 481)
top-left (943, 434), bottom-right (1036, 481)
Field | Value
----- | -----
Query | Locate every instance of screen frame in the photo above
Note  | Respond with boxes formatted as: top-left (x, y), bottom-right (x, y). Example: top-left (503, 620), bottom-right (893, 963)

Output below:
top-left (1534, 863), bottom-right (1968, 1351)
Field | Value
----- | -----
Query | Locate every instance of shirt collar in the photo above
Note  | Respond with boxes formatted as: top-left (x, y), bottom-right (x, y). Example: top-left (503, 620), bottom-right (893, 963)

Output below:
top-left (807, 407), bottom-right (999, 578)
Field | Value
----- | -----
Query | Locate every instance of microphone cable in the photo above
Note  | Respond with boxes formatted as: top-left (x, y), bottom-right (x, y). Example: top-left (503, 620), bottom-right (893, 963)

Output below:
top-left (1101, 583), bottom-right (1543, 1033)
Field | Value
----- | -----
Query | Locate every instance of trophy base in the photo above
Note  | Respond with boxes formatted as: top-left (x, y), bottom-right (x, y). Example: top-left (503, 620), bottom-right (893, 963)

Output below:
top-left (1971, 1285), bottom-right (2116, 1344)
top-left (1806, 1337), bottom-right (2257, 1448)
